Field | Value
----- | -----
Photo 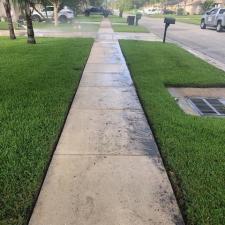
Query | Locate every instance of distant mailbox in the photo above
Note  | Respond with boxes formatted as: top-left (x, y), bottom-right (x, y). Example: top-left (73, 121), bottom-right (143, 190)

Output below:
top-left (163, 17), bottom-right (176, 43)
top-left (164, 17), bottom-right (176, 25)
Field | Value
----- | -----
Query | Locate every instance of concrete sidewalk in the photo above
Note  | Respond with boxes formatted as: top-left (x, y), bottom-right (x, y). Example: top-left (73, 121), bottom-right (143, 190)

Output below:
top-left (29, 19), bottom-right (183, 225)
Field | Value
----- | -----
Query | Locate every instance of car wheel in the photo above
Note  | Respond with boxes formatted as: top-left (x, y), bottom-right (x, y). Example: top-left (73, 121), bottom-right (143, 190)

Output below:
top-left (216, 21), bottom-right (222, 32)
top-left (32, 15), bottom-right (41, 22)
top-left (200, 20), bottom-right (206, 29)
top-left (59, 15), bottom-right (67, 23)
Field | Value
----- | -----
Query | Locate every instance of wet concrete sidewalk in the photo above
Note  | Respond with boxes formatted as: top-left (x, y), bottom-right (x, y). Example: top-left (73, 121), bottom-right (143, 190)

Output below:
top-left (29, 19), bottom-right (183, 225)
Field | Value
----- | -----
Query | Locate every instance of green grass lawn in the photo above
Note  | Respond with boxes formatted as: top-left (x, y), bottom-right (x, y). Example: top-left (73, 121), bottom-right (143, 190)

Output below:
top-left (120, 41), bottom-right (225, 225)
top-left (0, 37), bottom-right (93, 225)
top-left (0, 21), bottom-right (24, 30)
top-left (75, 15), bottom-right (103, 22)
top-left (109, 15), bottom-right (127, 24)
top-left (112, 24), bottom-right (149, 33)
top-left (0, 21), bottom-right (8, 30)
top-left (33, 22), bottom-right (99, 32)
top-left (149, 14), bottom-right (201, 25)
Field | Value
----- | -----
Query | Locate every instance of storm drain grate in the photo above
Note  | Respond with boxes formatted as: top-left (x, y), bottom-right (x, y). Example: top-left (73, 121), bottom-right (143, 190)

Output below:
top-left (189, 97), bottom-right (225, 116)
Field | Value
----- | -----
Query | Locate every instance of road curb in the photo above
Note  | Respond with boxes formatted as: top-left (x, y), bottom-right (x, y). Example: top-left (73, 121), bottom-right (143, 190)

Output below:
top-left (177, 43), bottom-right (225, 73)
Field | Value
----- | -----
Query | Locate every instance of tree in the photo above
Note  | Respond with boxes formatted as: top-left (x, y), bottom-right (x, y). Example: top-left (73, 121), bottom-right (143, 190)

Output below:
top-left (16, 0), bottom-right (36, 43)
top-left (116, 0), bottom-right (132, 17)
top-left (50, 0), bottom-right (60, 26)
top-left (201, 0), bottom-right (214, 12)
top-left (25, 0), bottom-right (36, 43)
top-left (133, 0), bottom-right (146, 8)
top-left (2, 0), bottom-right (16, 39)
top-left (89, 0), bottom-right (104, 6)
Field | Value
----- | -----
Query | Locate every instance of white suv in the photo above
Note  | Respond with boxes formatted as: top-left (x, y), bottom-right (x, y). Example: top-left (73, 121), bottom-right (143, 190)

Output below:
top-left (32, 6), bottom-right (74, 23)
top-left (201, 8), bottom-right (225, 32)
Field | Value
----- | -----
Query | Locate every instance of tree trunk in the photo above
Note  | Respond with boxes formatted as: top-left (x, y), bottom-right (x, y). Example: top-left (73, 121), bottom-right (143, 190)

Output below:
top-left (119, 8), bottom-right (123, 17)
top-left (53, 1), bottom-right (58, 26)
top-left (3, 0), bottom-right (16, 40)
top-left (25, 1), bottom-right (36, 44)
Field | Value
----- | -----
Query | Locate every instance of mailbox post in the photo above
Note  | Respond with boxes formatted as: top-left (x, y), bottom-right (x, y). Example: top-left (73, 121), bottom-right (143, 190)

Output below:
top-left (163, 17), bottom-right (175, 43)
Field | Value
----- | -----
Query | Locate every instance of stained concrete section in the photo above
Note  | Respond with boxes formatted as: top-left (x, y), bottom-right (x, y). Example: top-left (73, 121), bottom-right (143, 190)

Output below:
top-left (73, 86), bottom-right (141, 110)
top-left (29, 155), bottom-right (183, 225)
top-left (55, 109), bottom-right (158, 155)
top-left (29, 19), bottom-right (184, 225)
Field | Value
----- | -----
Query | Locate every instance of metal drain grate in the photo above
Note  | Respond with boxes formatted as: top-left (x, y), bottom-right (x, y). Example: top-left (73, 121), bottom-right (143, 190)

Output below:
top-left (189, 97), bottom-right (225, 116)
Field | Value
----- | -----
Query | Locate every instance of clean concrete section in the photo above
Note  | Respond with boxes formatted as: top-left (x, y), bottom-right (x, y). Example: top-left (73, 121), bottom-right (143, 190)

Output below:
top-left (0, 30), bottom-right (26, 36)
top-left (140, 17), bottom-right (225, 72)
top-left (34, 30), bottom-right (97, 38)
top-left (29, 19), bottom-right (183, 225)
top-left (114, 32), bottom-right (161, 41)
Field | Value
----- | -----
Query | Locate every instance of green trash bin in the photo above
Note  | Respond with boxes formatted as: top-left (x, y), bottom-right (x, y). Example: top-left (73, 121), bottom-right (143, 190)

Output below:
top-left (127, 16), bottom-right (135, 25)
top-left (136, 13), bottom-right (142, 25)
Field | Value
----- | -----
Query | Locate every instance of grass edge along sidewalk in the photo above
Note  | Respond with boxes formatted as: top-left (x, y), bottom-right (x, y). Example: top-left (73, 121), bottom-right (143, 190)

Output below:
top-left (0, 37), bottom-right (93, 225)
top-left (112, 23), bottom-right (149, 33)
top-left (108, 15), bottom-right (149, 33)
top-left (120, 40), bottom-right (225, 225)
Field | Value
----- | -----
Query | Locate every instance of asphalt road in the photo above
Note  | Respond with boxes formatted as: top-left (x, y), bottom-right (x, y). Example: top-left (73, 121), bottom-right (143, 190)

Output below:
top-left (140, 17), bottom-right (225, 65)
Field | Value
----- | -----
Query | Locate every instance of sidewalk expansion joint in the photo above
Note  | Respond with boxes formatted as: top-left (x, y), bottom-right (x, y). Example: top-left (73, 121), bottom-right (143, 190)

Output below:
top-left (54, 153), bottom-right (155, 157)
top-left (71, 108), bottom-right (142, 111)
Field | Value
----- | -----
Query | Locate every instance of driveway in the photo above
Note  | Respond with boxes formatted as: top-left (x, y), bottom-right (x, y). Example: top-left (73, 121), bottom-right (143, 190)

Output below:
top-left (140, 17), bottom-right (225, 65)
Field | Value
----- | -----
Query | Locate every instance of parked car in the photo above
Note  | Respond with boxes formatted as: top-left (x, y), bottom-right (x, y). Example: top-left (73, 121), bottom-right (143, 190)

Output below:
top-left (84, 6), bottom-right (111, 17)
top-left (144, 8), bottom-right (162, 15)
top-left (201, 7), bottom-right (225, 32)
top-left (163, 9), bottom-right (176, 14)
top-left (113, 9), bottom-right (119, 16)
top-left (137, 9), bottom-right (144, 14)
top-left (32, 6), bottom-right (74, 23)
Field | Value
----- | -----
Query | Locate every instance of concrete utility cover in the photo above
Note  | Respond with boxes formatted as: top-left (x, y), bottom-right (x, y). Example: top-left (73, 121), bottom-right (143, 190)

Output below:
top-left (168, 87), bottom-right (225, 116)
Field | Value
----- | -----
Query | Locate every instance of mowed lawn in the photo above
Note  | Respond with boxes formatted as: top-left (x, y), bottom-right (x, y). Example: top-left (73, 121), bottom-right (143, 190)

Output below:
top-left (0, 37), bottom-right (93, 225)
top-left (112, 24), bottom-right (149, 33)
top-left (0, 21), bottom-right (23, 30)
top-left (109, 15), bottom-right (127, 23)
top-left (149, 14), bottom-right (201, 25)
top-left (120, 41), bottom-right (225, 225)
top-left (0, 21), bottom-right (8, 30)
top-left (75, 15), bottom-right (103, 22)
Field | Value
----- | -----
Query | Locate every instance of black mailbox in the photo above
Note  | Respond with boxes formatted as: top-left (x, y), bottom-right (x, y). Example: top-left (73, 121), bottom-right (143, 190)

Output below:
top-left (164, 17), bottom-right (175, 25)
top-left (163, 17), bottom-right (175, 43)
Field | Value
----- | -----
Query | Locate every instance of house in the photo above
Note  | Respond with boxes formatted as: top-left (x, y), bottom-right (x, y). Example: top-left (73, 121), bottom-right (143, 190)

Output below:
top-left (0, 0), bottom-right (21, 21)
top-left (0, 1), bottom-right (43, 22)
top-left (145, 0), bottom-right (225, 15)
top-left (176, 0), bottom-right (225, 14)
